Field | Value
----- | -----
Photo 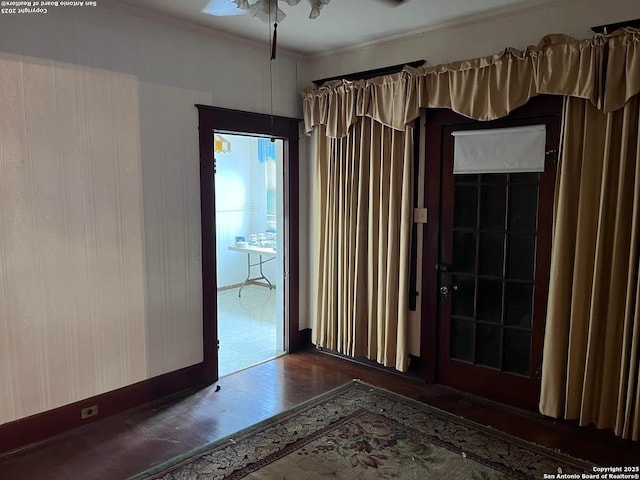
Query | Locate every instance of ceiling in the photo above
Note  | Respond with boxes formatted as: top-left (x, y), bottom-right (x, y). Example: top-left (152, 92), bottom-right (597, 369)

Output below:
top-left (114, 0), bottom-right (543, 56)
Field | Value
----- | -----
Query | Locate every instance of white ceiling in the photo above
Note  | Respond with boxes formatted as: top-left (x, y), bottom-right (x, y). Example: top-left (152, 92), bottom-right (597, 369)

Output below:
top-left (114, 0), bottom-right (544, 56)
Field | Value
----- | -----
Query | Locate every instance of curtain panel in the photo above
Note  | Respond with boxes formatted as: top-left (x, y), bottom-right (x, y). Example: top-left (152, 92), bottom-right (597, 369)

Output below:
top-left (304, 29), bottom-right (640, 137)
top-left (311, 119), bottom-right (413, 372)
top-left (540, 95), bottom-right (640, 441)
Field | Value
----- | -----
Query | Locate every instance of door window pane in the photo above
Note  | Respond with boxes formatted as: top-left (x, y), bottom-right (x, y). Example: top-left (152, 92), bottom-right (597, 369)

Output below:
top-left (480, 185), bottom-right (506, 231)
top-left (481, 174), bottom-right (507, 184)
top-left (452, 276), bottom-right (475, 318)
top-left (505, 282), bottom-right (533, 328)
top-left (511, 173), bottom-right (540, 183)
top-left (476, 323), bottom-right (502, 368)
top-left (454, 186), bottom-right (478, 229)
top-left (509, 185), bottom-right (538, 232)
top-left (507, 234), bottom-right (535, 280)
top-left (453, 231), bottom-right (476, 273)
top-left (479, 233), bottom-right (505, 277)
top-left (504, 329), bottom-right (531, 376)
top-left (451, 318), bottom-right (474, 362)
top-left (477, 279), bottom-right (503, 323)
top-left (455, 174), bottom-right (478, 184)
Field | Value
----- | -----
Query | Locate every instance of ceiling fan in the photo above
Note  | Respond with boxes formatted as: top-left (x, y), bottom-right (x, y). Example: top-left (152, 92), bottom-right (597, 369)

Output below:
top-left (203, 0), bottom-right (327, 23)
top-left (202, 0), bottom-right (408, 23)
top-left (202, 0), bottom-right (407, 59)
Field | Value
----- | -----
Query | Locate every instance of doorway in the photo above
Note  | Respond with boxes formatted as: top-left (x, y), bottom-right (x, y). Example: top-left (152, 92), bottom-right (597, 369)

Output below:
top-left (214, 134), bottom-right (285, 376)
top-left (422, 97), bottom-right (563, 411)
top-left (196, 105), bottom-right (301, 385)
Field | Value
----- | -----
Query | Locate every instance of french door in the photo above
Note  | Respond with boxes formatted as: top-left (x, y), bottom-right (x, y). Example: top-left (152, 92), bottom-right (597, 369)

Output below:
top-left (423, 97), bottom-right (562, 411)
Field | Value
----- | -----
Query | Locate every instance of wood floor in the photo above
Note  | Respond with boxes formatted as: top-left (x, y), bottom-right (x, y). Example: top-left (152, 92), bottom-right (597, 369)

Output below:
top-left (1, 350), bottom-right (639, 479)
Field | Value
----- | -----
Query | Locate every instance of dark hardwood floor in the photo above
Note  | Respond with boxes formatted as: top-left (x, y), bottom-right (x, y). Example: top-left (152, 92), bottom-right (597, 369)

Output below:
top-left (1, 349), bottom-right (638, 479)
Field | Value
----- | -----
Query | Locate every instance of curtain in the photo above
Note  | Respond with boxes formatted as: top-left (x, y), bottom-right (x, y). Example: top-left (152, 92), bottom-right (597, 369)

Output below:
top-left (539, 95), bottom-right (640, 440)
top-left (304, 33), bottom-right (610, 137)
top-left (305, 27), bottom-right (640, 413)
top-left (312, 118), bottom-right (413, 371)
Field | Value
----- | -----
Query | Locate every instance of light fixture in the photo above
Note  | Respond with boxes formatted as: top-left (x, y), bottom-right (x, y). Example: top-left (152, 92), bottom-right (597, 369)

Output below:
top-left (214, 134), bottom-right (232, 153)
top-left (203, 0), bottom-right (331, 21)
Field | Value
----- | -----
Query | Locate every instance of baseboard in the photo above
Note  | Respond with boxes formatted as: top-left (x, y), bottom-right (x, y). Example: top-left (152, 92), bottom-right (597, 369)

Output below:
top-left (0, 363), bottom-right (207, 456)
top-left (313, 345), bottom-right (424, 383)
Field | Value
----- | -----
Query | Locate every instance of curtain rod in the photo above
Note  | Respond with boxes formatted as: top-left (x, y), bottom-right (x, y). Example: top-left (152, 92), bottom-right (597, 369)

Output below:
top-left (591, 19), bottom-right (640, 34)
top-left (312, 60), bottom-right (426, 87)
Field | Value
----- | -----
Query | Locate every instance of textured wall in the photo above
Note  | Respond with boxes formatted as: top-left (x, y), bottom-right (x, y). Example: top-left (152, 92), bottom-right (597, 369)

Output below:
top-left (0, 4), bottom-right (301, 425)
top-left (0, 56), bottom-right (147, 424)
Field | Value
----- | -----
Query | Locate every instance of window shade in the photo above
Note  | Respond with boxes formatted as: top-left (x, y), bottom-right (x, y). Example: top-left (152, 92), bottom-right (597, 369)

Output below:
top-left (452, 125), bottom-right (546, 174)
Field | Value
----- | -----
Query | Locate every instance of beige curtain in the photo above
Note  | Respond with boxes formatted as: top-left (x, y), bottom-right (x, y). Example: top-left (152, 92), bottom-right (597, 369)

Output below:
top-left (306, 27), bottom-right (640, 416)
top-left (539, 95), bottom-right (640, 440)
top-left (304, 33), bottom-right (609, 137)
top-left (312, 118), bottom-right (413, 371)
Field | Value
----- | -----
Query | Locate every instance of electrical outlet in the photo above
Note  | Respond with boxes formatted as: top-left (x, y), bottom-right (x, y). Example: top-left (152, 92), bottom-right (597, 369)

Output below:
top-left (81, 404), bottom-right (99, 419)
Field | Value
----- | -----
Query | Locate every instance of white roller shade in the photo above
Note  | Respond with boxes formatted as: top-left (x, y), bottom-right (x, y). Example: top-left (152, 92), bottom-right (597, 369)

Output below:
top-left (452, 125), bottom-right (546, 174)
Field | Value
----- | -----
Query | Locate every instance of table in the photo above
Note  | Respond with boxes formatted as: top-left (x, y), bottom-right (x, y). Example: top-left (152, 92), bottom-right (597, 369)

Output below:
top-left (228, 245), bottom-right (277, 297)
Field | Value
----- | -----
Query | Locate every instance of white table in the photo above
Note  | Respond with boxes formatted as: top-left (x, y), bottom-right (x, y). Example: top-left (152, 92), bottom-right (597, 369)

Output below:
top-left (228, 245), bottom-right (277, 297)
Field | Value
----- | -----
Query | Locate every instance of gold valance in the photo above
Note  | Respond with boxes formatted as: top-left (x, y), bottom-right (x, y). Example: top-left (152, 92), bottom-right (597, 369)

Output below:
top-left (303, 29), bottom-right (640, 138)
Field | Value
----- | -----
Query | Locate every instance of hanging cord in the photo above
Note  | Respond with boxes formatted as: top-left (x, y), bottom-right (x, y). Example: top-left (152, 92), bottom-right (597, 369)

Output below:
top-left (271, 22), bottom-right (278, 60)
top-left (268, 2), bottom-right (275, 140)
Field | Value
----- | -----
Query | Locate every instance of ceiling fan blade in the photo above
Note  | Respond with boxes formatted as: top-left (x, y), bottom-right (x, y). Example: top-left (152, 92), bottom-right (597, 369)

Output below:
top-left (202, 0), bottom-right (247, 16)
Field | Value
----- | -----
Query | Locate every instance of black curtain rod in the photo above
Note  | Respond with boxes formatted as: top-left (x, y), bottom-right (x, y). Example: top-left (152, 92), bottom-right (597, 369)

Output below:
top-left (312, 60), bottom-right (426, 87)
top-left (591, 19), bottom-right (640, 34)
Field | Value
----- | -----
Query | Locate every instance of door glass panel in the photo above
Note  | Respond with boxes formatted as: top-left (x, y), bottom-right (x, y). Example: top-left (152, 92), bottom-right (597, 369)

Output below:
top-left (505, 282), bottom-right (533, 328)
top-left (507, 234), bottom-right (535, 280)
top-left (509, 184), bottom-right (538, 232)
top-left (477, 279), bottom-right (502, 323)
top-left (479, 233), bottom-right (505, 276)
top-left (480, 185), bottom-right (506, 231)
top-left (452, 275), bottom-right (475, 318)
top-left (455, 174), bottom-right (478, 183)
top-left (511, 173), bottom-right (540, 183)
top-left (504, 329), bottom-right (531, 376)
top-left (450, 318), bottom-right (474, 362)
top-left (452, 231), bottom-right (476, 273)
top-left (454, 186), bottom-right (478, 229)
top-left (481, 173), bottom-right (508, 184)
top-left (476, 323), bottom-right (502, 368)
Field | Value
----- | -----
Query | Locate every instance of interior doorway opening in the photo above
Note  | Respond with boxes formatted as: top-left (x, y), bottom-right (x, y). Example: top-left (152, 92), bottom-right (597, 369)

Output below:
top-left (214, 133), bottom-right (285, 376)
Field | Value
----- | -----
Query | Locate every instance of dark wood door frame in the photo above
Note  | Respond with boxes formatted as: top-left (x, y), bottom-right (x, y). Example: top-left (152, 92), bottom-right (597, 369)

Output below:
top-left (420, 96), bottom-right (563, 403)
top-left (196, 105), bottom-right (302, 384)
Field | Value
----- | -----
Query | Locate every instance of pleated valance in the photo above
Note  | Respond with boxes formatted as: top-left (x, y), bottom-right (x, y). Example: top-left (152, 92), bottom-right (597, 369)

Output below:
top-left (303, 28), bottom-right (640, 138)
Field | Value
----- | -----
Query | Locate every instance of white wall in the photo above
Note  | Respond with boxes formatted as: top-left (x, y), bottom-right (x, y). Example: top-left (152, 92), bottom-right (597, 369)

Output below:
top-left (303, 0), bottom-right (640, 83)
top-left (0, 3), bottom-right (302, 425)
top-left (215, 136), bottom-right (256, 288)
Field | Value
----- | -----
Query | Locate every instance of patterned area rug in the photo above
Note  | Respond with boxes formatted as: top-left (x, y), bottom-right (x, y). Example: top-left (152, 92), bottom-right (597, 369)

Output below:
top-left (130, 381), bottom-right (593, 480)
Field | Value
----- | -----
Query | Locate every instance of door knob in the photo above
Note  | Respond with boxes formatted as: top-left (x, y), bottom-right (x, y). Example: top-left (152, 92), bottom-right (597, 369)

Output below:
top-left (439, 285), bottom-right (449, 298)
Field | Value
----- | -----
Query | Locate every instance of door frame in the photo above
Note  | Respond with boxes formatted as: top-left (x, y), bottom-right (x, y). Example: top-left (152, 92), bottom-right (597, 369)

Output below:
top-left (196, 105), bottom-right (301, 384)
top-left (420, 96), bottom-right (563, 406)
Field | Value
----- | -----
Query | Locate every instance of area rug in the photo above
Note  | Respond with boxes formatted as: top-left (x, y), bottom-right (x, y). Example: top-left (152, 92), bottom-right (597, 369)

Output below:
top-left (130, 380), bottom-right (593, 480)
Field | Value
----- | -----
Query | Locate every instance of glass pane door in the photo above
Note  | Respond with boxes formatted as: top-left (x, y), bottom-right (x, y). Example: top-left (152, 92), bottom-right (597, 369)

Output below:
top-left (450, 173), bottom-right (540, 376)
top-left (434, 110), bottom-right (561, 411)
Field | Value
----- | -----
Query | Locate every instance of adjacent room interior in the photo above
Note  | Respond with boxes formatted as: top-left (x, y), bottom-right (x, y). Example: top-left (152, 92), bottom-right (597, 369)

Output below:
top-left (214, 133), bottom-right (285, 376)
top-left (1, 0), bottom-right (639, 477)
